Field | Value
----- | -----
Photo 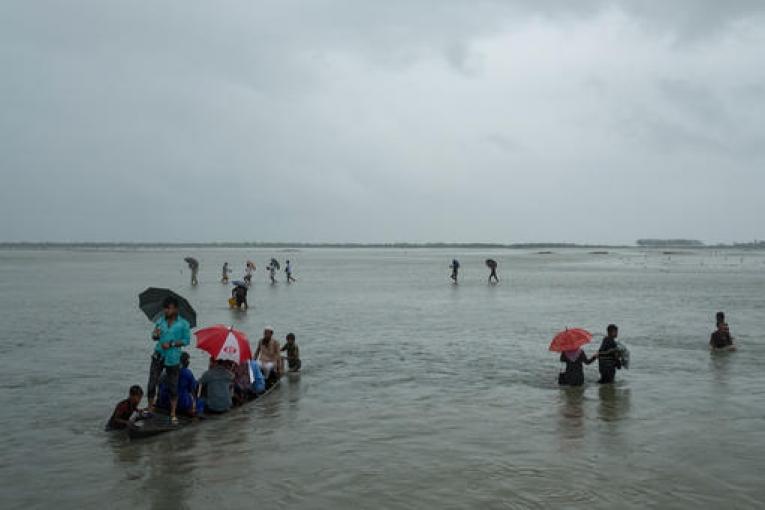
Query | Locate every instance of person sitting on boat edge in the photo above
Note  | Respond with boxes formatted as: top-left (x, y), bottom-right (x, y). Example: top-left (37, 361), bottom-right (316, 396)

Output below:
top-left (558, 348), bottom-right (596, 387)
top-left (281, 332), bottom-right (301, 372)
top-left (710, 322), bottom-right (735, 350)
top-left (148, 296), bottom-right (191, 425)
top-left (254, 326), bottom-right (282, 382)
top-left (157, 352), bottom-right (197, 416)
top-left (106, 385), bottom-right (144, 430)
top-left (195, 359), bottom-right (234, 415)
top-left (597, 324), bottom-right (622, 384)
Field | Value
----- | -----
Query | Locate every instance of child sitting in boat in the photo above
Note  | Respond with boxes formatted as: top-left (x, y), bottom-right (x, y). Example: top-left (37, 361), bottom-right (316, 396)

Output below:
top-left (281, 333), bottom-right (301, 372)
top-left (105, 385), bottom-right (144, 430)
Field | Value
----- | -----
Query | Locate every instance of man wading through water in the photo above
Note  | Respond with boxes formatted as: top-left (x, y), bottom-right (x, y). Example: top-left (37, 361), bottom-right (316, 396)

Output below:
top-left (597, 324), bottom-right (622, 384)
top-left (147, 296), bottom-right (191, 425)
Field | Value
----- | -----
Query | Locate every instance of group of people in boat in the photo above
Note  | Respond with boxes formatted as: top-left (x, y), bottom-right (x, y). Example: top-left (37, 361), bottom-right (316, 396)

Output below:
top-left (106, 297), bottom-right (302, 430)
top-left (557, 312), bottom-right (737, 387)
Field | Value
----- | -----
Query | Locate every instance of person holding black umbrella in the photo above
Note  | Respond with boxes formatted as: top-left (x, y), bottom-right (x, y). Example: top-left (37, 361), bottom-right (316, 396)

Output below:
top-left (486, 259), bottom-right (499, 284)
top-left (184, 257), bottom-right (199, 286)
top-left (147, 296), bottom-right (191, 425)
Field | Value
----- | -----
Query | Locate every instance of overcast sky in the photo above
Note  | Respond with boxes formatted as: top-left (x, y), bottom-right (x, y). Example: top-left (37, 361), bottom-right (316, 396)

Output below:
top-left (1, 1), bottom-right (763, 243)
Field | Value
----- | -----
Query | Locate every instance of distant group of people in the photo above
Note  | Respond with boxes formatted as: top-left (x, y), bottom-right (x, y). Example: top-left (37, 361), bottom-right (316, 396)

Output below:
top-left (185, 257), bottom-right (298, 287)
top-left (221, 258), bottom-right (296, 285)
top-left (106, 298), bottom-right (302, 429)
top-left (449, 258), bottom-right (500, 285)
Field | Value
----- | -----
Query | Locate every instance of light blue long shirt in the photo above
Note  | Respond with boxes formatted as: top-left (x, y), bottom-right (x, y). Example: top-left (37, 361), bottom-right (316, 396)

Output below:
top-left (152, 315), bottom-right (191, 367)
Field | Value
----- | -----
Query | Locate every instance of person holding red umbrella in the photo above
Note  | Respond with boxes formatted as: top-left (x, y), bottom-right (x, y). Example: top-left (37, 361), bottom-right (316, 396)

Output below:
top-left (193, 325), bottom-right (254, 413)
top-left (550, 328), bottom-right (597, 386)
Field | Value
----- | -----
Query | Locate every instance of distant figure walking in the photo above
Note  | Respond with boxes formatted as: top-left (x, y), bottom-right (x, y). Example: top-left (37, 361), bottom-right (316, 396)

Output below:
top-left (244, 261), bottom-right (255, 286)
top-left (221, 262), bottom-right (231, 284)
top-left (450, 259), bottom-right (460, 284)
top-left (268, 259), bottom-right (280, 284)
top-left (184, 257), bottom-right (199, 286)
top-left (285, 260), bottom-right (296, 283)
top-left (486, 259), bottom-right (499, 284)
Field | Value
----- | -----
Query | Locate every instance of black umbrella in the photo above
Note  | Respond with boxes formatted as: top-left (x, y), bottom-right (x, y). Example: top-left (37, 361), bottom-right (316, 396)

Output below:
top-left (139, 287), bottom-right (197, 328)
top-left (270, 258), bottom-right (281, 270)
top-left (184, 257), bottom-right (199, 270)
top-left (485, 259), bottom-right (497, 269)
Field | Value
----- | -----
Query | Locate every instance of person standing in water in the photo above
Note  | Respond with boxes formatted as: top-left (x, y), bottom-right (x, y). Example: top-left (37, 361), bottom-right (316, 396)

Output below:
top-left (486, 259), bottom-right (499, 284)
top-left (243, 261), bottom-right (255, 286)
top-left (450, 259), bottom-right (460, 284)
top-left (268, 259), bottom-right (278, 284)
top-left (185, 257), bottom-right (199, 286)
top-left (558, 348), bottom-right (597, 386)
top-left (710, 321), bottom-right (735, 350)
top-left (285, 260), bottom-right (296, 283)
top-left (597, 324), bottom-right (622, 384)
top-left (221, 262), bottom-right (231, 283)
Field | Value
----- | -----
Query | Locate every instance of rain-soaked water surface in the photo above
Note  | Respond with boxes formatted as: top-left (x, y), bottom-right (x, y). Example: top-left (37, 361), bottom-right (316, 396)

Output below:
top-left (1, 247), bottom-right (764, 509)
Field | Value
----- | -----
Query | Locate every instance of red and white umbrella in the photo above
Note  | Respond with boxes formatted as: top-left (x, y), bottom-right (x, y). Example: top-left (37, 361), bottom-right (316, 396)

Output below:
top-left (194, 324), bottom-right (252, 364)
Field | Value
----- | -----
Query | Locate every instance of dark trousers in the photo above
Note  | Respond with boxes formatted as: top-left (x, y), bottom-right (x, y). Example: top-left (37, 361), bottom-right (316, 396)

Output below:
top-left (599, 368), bottom-right (616, 384)
top-left (147, 355), bottom-right (179, 400)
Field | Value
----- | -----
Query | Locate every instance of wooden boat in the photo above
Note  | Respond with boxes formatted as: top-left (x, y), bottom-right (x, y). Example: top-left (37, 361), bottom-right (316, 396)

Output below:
top-left (127, 378), bottom-right (281, 440)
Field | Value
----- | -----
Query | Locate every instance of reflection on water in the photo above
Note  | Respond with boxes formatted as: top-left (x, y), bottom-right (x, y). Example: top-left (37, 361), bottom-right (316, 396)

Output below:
top-left (597, 384), bottom-right (631, 424)
top-left (557, 387), bottom-right (586, 448)
top-left (2, 247), bottom-right (765, 508)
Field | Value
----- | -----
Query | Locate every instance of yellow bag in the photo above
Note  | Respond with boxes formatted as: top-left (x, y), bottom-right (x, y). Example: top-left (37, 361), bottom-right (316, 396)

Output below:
top-left (228, 297), bottom-right (238, 308)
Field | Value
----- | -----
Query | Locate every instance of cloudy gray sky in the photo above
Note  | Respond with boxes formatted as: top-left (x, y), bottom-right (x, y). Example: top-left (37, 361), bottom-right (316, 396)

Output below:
top-left (1, 1), bottom-right (763, 243)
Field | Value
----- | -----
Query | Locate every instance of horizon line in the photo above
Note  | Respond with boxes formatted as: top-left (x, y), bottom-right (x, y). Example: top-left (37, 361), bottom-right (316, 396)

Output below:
top-left (0, 239), bottom-right (763, 249)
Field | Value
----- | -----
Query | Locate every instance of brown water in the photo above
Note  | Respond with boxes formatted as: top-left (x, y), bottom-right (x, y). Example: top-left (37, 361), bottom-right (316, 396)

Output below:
top-left (0, 247), bottom-right (763, 509)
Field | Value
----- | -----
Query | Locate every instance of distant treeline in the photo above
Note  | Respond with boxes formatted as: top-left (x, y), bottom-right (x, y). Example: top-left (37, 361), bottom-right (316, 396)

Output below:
top-left (1, 240), bottom-right (763, 249)
top-left (636, 239), bottom-right (705, 247)
top-left (0, 241), bottom-right (621, 249)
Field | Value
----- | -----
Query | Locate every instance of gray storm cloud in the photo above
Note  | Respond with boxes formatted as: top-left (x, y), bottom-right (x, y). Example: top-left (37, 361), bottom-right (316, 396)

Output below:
top-left (1, 1), bottom-right (763, 243)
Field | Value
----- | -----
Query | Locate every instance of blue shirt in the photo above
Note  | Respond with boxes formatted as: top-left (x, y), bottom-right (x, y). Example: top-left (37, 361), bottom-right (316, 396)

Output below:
top-left (250, 360), bottom-right (266, 394)
top-left (152, 315), bottom-right (191, 367)
top-left (158, 367), bottom-right (197, 411)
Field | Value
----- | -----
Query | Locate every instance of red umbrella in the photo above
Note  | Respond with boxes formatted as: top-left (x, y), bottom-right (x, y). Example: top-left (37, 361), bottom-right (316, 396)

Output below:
top-left (549, 328), bottom-right (592, 352)
top-left (195, 325), bottom-right (252, 364)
